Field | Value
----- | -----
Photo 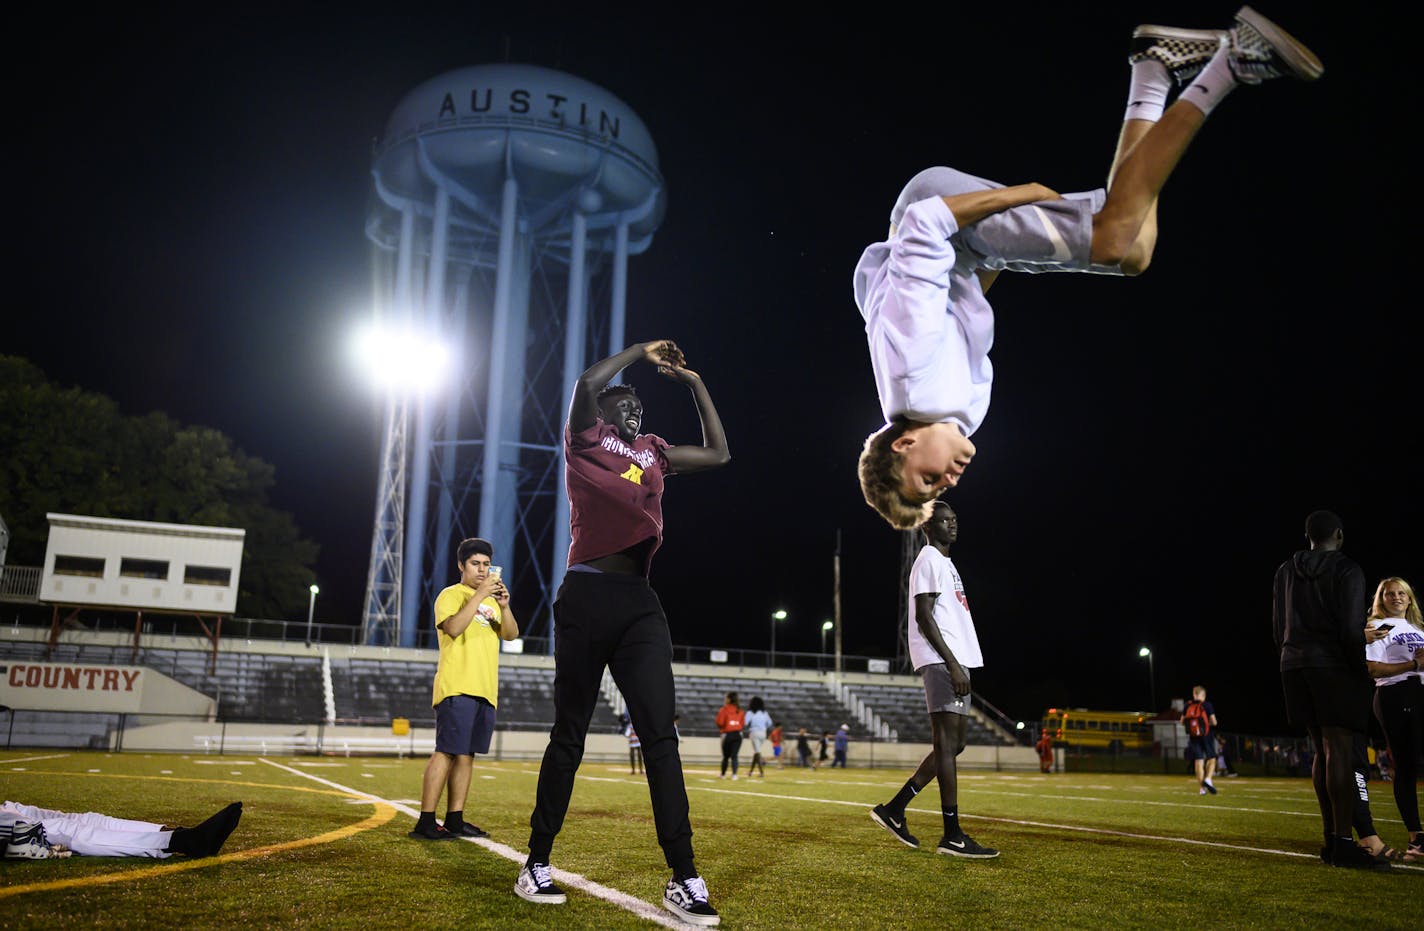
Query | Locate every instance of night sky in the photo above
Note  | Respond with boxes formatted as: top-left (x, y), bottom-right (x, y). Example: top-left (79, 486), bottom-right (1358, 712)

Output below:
top-left (11, 5), bottom-right (1418, 733)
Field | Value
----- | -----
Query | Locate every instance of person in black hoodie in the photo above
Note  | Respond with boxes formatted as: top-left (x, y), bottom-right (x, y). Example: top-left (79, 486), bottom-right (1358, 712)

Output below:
top-left (1272, 510), bottom-right (1389, 870)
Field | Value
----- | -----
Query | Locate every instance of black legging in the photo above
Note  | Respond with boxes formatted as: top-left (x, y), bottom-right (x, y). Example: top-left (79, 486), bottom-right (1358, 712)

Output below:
top-left (720, 731), bottom-right (743, 776)
top-left (1374, 678), bottom-right (1422, 832)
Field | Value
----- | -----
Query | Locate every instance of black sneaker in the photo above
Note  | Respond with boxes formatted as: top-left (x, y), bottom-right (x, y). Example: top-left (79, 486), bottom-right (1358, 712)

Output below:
top-left (936, 833), bottom-right (1000, 859)
top-left (456, 823), bottom-right (490, 839)
top-left (869, 805), bottom-right (919, 849)
top-left (514, 862), bottom-right (568, 904)
top-left (1228, 5), bottom-right (1324, 83)
top-left (407, 822), bottom-right (458, 841)
top-left (1330, 839), bottom-right (1390, 871)
top-left (1129, 24), bottom-right (1227, 86)
top-left (1204, 781), bottom-right (1218, 795)
top-left (663, 875), bottom-right (720, 926)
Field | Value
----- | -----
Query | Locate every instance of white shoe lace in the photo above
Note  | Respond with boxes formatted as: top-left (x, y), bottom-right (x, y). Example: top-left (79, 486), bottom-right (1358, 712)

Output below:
top-left (681, 876), bottom-right (710, 904)
top-left (530, 863), bottom-right (555, 888)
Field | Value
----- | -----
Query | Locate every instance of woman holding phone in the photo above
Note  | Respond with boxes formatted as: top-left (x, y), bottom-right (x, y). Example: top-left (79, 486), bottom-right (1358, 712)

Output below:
top-left (1365, 577), bottom-right (1424, 862)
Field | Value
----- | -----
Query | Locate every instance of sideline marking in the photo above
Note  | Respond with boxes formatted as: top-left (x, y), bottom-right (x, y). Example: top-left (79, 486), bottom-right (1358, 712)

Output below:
top-left (259, 758), bottom-right (686, 929)
top-left (0, 771), bottom-right (397, 899)
top-left (0, 754), bottom-right (71, 765)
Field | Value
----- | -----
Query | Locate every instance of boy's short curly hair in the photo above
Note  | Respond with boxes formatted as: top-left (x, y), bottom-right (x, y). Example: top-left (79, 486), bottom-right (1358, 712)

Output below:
top-left (858, 416), bottom-right (937, 530)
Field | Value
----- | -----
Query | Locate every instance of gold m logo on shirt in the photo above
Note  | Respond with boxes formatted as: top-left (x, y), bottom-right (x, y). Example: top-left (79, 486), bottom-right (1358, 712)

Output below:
top-left (620, 463), bottom-right (644, 484)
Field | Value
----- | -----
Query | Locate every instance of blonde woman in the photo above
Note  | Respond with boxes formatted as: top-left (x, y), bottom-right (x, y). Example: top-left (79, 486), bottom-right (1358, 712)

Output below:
top-left (1365, 578), bottom-right (1424, 862)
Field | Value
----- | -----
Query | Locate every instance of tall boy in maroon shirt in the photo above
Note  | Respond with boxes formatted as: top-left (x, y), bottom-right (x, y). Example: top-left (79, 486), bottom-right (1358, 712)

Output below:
top-left (515, 339), bottom-right (730, 926)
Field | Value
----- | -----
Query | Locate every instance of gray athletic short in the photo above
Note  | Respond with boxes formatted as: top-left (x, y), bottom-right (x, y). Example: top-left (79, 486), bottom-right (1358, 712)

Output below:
top-left (890, 166), bottom-right (1120, 276)
top-left (921, 663), bottom-right (972, 716)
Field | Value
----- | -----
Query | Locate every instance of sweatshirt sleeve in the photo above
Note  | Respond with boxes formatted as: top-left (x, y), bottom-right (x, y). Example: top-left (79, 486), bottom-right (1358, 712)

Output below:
top-left (1337, 564), bottom-right (1369, 675)
top-left (879, 198), bottom-right (961, 369)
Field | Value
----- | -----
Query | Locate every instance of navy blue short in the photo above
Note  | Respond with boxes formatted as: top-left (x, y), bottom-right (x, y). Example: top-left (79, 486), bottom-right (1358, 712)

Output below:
top-left (1184, 734), bottom-right (1215, 762)
top-left (434, 694), bottom-right (497, 756)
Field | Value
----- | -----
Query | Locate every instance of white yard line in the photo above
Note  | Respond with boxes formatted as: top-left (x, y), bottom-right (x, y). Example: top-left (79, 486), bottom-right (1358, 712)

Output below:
top-left (1, 753), bottom-right (71, 765)
top-left (258, 758), bottom-right (684, 928)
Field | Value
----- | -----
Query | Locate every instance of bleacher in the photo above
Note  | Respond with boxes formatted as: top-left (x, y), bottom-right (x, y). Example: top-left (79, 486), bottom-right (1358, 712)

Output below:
top-left (669, 675), bottom-right (851, 738)
top-left (845, 682), bottom-right (1014, 746)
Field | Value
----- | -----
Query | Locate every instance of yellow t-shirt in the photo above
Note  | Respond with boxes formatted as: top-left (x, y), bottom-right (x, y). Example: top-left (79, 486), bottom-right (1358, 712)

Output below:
top-left (431, 583), bottom-right (502, 708)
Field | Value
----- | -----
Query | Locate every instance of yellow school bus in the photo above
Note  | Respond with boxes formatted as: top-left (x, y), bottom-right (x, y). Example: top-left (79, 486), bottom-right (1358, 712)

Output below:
top-left (1040, 708), bottom-right (1153, 750)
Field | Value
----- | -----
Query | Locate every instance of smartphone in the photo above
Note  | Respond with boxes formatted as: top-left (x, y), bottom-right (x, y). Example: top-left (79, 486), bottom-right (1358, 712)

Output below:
top-left (490, 565), bottom-right (503, 581)
top-left (1376, 623), bottom-right (1394, 631)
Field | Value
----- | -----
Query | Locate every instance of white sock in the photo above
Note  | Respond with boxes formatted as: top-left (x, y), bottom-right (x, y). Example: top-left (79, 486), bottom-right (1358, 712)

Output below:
top-left (1180, 45), bottom-right (1237, 117)
top-left (1124, 59), bottom-right (1171, 122)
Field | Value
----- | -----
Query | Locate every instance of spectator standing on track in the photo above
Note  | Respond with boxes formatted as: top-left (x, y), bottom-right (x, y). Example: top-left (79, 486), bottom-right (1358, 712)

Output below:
top-left (1036, 729), bottom-right (1054, 774)
top-left (411, 537), bottom-right (517, 842)
top-left (1271, 510), bottom-right (1388, 869)
top-left (717, 692), bottom-right (746, 780)
top-left (796, 728), bottom-right (813, 768)
top-left (628, 723), bottom-right (644, 776)
top-left (770, 722), bottom-right (784, 768)
top-left (744, 697), bottom-right (773, 779)
top-left (832, 724), bottom-right (850, 768)
top-left (817, 732), bottom-right (830, 770)
top-left (1364, 576), bottom-right (1424, 863)
top-left (1182, 686), bottom-right (1219, 795)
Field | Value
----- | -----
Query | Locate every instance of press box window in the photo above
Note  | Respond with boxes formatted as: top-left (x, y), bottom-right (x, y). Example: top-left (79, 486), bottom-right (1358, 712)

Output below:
top-left (120, 558), bottom-right (169, 580)
top-left (54, 555), bottom-right (106, 577)
top-left (184, 565), bottom-right (231, 587)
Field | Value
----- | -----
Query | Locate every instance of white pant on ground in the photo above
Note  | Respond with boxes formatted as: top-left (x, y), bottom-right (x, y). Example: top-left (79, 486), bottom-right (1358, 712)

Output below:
top-left (3, 800), bottom-right (173, 858)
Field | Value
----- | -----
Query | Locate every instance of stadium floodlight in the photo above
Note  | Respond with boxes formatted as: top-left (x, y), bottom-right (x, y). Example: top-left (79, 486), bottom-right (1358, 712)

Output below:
top-left (820, 619), bottom-right (834, 655)
top-left (1138, 646), bottom-right (1155, 711)
top-left (306, 584), bottom-right (320, 647)
top-left (770, 609), bottom-right (789, 668)
top-left (352, 322), bottom-right (450, 394)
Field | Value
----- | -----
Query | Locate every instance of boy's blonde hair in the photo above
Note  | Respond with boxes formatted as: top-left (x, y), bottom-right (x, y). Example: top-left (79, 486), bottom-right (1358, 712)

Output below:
top-left (858, 417), bottom-right (936, 530)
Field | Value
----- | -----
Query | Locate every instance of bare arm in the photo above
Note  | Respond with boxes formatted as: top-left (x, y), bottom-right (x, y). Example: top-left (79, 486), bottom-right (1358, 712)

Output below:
top-left (662, 366), bottom-right (731, 474)
top-left (914, 592), bottom-right (969, 695)
top-left (438, 578), bottom-right (500, 639)
top-left (568, 340), bottom-right (684, 434)
top-left (1367, 648), bottom-right (1424, 679)
top-left (491, 584), bottom-right (519, 641)
top-left (940, 183), bottom-right (1060, 229)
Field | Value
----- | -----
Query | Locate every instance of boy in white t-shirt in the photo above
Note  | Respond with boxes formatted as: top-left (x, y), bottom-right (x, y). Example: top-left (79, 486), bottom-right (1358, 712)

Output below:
top-left (855, 7), bottom-right (1323, 528)
top-left (869, 500), bottom-right (996, 858)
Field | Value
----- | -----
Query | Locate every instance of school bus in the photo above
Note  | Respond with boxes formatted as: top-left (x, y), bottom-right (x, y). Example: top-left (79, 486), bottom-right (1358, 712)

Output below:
top-left (1040, 708), bottom-right (1154, 750)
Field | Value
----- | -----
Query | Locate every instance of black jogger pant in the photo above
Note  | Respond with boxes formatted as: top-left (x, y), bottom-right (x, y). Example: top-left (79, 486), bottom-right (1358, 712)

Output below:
top-left (1374, 678), bottom-right (1422, 832)
top-left (527, 571), bottom-right (694, 872)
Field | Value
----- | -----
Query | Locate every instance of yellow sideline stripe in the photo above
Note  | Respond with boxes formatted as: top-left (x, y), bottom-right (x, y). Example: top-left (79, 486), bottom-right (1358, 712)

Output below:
top-left (1, 774), bottom-right (396, 899)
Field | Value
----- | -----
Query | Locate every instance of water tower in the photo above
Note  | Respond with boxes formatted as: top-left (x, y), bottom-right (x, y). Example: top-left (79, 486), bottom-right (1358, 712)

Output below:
top-left (360, 64), bottom-right (666, 647)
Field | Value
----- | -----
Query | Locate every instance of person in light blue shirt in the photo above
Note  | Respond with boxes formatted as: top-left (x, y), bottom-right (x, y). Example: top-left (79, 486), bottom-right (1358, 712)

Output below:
top-left (744, 697), bottom-right (774, 779)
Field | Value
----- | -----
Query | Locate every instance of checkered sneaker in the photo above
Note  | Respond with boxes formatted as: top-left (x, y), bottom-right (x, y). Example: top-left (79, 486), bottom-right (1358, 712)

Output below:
top-left (1228, 5), bottom-right (1324, 83)
top-left (1130, 25), bottom-right (1227, 86)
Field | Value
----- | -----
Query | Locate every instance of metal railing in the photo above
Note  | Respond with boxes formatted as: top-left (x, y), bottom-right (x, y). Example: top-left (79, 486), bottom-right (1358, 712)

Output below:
top-left (0, 565), bottom-right (40, 602)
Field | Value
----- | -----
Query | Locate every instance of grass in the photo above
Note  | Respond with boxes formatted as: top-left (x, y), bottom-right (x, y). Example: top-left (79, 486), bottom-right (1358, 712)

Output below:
top-left (1, 750), bottom-right (1418, 929)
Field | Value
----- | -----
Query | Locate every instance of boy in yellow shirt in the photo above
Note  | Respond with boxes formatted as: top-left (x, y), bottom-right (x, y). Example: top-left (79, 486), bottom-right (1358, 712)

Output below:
top-left (409, 538), bottom-right (519, 840)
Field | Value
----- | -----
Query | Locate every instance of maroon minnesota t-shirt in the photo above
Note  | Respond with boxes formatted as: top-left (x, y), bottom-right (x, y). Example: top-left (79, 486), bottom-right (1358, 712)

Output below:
top-left (565, 419), bottom-right (675, 574)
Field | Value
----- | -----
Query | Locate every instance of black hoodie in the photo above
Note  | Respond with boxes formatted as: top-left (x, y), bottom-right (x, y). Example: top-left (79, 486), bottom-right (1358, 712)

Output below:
top-left (1271, 549), bottom-right (1368, 676)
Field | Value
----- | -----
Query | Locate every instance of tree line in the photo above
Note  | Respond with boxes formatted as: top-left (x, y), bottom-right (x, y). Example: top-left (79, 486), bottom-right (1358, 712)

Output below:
top-left (0, 355), bottom-right (318, 619)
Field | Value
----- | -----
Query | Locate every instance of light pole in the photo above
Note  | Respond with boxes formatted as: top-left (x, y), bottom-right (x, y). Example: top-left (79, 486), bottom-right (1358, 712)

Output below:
top-left (1138, 646), bottom-right (1155, 711)
top-left (770, 609), bottom-right (787, 666)
top-left (821, 620), bottom-right (833, 655)
top-left (306, 584), bottom-right (320, 647)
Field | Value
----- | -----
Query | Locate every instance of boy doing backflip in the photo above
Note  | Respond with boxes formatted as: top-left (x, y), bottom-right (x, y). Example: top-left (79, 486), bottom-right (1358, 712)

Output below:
top-left (870, 500), bottom-right (996, 858)
top-left (855, 7), bottom-right (1323, 528)
top-left (515, 340), bottom-right (730, 926)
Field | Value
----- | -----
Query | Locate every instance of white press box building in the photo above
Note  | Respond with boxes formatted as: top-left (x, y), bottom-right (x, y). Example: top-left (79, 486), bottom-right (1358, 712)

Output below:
top-left (40, 513), bottom-right (245, 614)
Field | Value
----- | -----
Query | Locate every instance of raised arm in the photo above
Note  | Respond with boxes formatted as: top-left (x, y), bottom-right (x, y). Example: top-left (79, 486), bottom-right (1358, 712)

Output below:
top-left (662, 364), bottom-right (730, 475)
top-left (568, 340), bottom-right (684, 434)
top-left (938, 184), bottom-right (1061, 229)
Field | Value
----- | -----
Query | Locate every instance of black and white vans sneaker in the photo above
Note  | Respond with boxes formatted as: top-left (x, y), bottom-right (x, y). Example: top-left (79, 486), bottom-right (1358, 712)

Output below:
top-left (936, 833), bottom-right (1000, 860)
top-left (663, 874), bottom-right (720, 926)
top-left (1130, 24), bottom-right (1227, 86)
top-left (1228, 5), bottom-right (1324, 83)
top-left (870, 804), bottom-right (920, 849)
top-left (514, 861), bottom-right (567, 904)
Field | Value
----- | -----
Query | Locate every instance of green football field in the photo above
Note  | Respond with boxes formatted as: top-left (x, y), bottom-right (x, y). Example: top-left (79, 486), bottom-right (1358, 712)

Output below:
top-left (2, 749), bottom-right (1418, 929)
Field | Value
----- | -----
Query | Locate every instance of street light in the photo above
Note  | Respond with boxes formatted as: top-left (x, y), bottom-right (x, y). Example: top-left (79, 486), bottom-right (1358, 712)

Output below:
top-left (820, 620), bottom-right (834, 655)
top-left (1138, 646), bottom-right (1155, 711)
top-left (770, 609), bottom-right (788, 666)
top-left (306, 584), bottom-right (320, 647)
